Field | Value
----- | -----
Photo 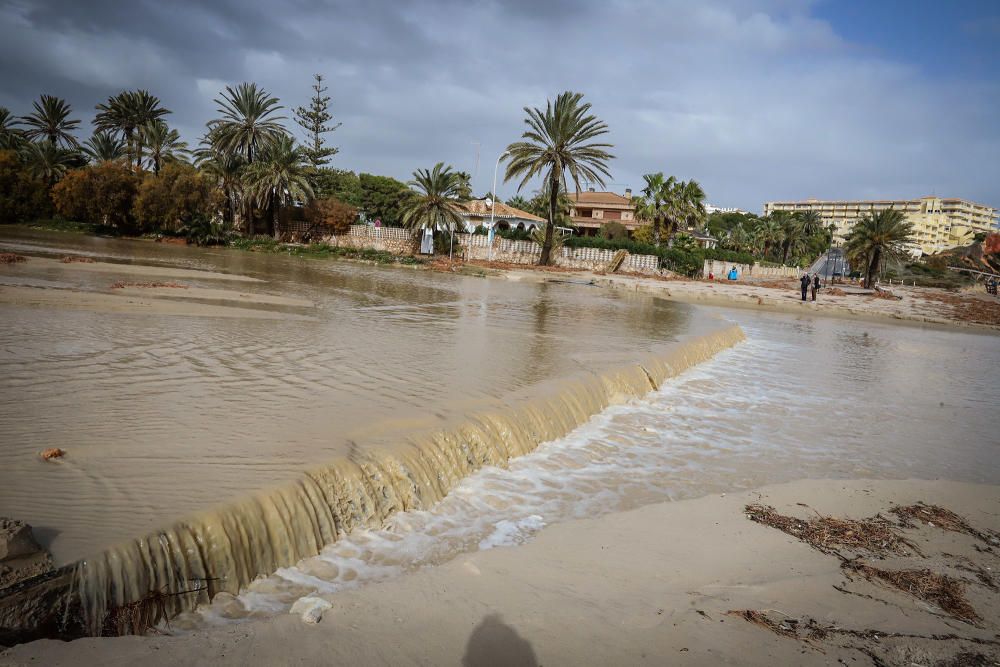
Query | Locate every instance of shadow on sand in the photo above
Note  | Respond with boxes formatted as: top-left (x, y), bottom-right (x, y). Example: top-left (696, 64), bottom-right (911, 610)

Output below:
top-left (462, 613), bottom-right (538, 667)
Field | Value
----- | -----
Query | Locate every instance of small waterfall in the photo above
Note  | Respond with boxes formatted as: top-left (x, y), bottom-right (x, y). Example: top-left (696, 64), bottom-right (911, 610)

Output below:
top-left (2, 324), bottom-right (744, 638)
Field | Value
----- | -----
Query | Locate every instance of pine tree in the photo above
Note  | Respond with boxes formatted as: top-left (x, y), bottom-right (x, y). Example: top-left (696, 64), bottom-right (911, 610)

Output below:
top-left (294, 74), bottom-right (341, 168)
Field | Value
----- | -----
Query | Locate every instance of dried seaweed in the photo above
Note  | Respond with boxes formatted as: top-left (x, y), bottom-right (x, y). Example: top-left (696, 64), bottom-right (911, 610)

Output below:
top-left (0, 253), bottom-right (27, 264)
top-left (726, 609), bottom-right (797, 638)
top-left (892, 503), bottom-right (1000, 546)
top-left (844, 563), bottom-right (981, 625)
top-left (744, 504), bottom-right (919, 558)
top-left (60, 256), bottom-right (94, 263)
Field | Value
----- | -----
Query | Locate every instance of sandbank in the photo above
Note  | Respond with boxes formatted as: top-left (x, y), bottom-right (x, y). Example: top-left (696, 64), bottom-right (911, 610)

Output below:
top-left (0, 254), bottom-right (262, 283)
top-left (0, 285), bottom-right (312, 320)
top-left (4, 478), bottom-right (997, 666)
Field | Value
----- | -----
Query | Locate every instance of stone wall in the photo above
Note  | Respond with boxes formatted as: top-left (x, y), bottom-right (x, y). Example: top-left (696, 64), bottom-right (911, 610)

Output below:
top-left (703, 259), bottom-right (800, 280)
top-left (320, 225), bottom-right (418, 256)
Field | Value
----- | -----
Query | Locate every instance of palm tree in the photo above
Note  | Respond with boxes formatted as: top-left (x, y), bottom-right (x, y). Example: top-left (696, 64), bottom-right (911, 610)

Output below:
top-left (676, 179), bottom-right (707, 232)
top-left (81, 131), bottom-right (127, 164)
top-left (505, 195), bottom-right (530, 211)
top-left (632, 172), bottom-right (676, 245)
top-left (196, 147), bottom-right (245, 230)
top-left (775, 211), bottom-right (803, 264)
top-left (504, 91), bottom-right (613, 265)
top-left (94, 90), bottom-right (169, 168)
top-left (0, 107), bottom-right (24, 150)
top-left (207, 82), bottom-right (286, 164)
top-left (243, 135), bottom-right (313, 238)
top-left (19, 95), bottom-right (80, 148)
top-left (754, 217), bottom-right (783, 259)
top-left (844, 208), bottom-right (915, 288)
top-left (140, 120), bottom-right (189, 173)
top-left (400, 163), bottom-right (469, 246)
top-left (19, 141), bottom-right (76, 185)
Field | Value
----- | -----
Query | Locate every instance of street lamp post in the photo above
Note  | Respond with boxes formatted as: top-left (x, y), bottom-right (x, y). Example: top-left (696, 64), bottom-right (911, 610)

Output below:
top-left (488, 150), bottom-right (510, 262)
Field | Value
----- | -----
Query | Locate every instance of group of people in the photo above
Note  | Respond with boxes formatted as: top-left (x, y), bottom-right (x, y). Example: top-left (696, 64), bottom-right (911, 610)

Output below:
top-left (800, 273), bottom-right (821, 301)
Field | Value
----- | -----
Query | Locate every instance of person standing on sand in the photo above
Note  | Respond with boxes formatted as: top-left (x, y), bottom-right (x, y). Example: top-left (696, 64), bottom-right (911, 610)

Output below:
top-left (800, 274), bottom-right (810, 301)
top-left (811, 274), bottom-right (820, 301)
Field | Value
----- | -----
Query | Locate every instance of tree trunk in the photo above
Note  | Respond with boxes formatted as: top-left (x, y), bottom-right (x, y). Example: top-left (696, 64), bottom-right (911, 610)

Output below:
top-left (272, 196), bottom-right (281, 240)
top-left (865, 247), bottom-right (881, 289)
top-left (652, 216), bottom-right (661, 245)
top-left (539, 174), bottom-right (557, 266)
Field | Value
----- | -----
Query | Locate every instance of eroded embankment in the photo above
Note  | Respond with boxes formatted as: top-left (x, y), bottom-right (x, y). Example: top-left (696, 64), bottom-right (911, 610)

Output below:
top-left (0, 324), bottom-right (744, 642)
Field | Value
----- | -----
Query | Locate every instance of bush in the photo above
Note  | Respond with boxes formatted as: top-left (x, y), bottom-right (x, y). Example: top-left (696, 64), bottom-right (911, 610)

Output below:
top-left (305, 197), bottom-right (358, 234)
top-left (0, 150), bottom-right (52, 224)
top-left (599, 221), bottom-right (628, 240)
top-left (51, 163), bottom-right (141, 233)
top-left (133, 163), bottom-right (223, 234)
top-left (497, 227), bottom-right (533, 241)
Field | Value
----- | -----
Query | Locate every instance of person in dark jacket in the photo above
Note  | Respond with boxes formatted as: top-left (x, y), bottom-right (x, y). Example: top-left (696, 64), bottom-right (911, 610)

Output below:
top-left (800, 274), bottom-right (810, 301)
top-left (811, 274), bottom-right (820, 301)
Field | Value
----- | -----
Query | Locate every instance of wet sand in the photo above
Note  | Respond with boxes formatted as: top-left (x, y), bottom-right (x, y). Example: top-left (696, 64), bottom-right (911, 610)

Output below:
top-left (0, 285), bottom-right (314, 319)
top-left (5, 478), bottom-right (997, 666)
top-left (471, 265), bottom-right (1000, 331)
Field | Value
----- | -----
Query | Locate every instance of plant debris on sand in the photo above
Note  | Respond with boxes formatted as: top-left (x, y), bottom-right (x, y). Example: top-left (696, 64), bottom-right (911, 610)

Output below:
top-left (60, 255), bottom-right (94, 263)
top-left (728, 610), bottom-right (1000, 665)
top-left (844, 563), bottom-right (982, 625)
top-left (110, 281), bottom-right (189, 289)
top-left (0, 253), bottom-right (27, 264)
top-left (744, 503), bottom-right (918, 557)
top-left (892, 503), bottom-right (1000, 546)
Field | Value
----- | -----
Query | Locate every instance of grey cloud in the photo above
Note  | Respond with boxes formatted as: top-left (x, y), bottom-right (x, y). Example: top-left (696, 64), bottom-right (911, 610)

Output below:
top-left (0, 0), bottom-right (997, 211)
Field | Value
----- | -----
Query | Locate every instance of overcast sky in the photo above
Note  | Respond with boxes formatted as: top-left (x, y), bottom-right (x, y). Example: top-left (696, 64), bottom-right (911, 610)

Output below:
top-left (1, 0), bottom-right (998, 213)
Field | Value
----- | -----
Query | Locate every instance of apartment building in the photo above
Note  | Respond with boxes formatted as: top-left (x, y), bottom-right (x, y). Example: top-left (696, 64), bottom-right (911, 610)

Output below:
top-left (763, 196), bottom-right (998, 255)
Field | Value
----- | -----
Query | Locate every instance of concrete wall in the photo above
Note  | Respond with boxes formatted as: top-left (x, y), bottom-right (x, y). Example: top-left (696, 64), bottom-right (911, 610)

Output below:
top-left (308, 226), bottom-right (661, 275)
top-left (703, 259), bottom-right (800, 280)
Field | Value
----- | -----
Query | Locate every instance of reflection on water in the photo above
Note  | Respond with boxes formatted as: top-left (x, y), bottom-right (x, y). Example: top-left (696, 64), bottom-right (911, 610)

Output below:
top-left (0, 229), bottom-right (695, 564)
top-left (186, 307), bottom-right (1000, 626)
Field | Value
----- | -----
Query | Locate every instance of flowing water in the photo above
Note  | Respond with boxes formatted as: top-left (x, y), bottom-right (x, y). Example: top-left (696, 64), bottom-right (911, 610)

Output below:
top-left (184, 307), bottom-right (999, 627)
top-left (0, 229), bottom-right (997, 636)
top-left (0, 228), bottom-right (738, 634)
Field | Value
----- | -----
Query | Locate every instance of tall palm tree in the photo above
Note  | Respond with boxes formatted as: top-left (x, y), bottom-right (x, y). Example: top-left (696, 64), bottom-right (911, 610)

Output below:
top-left (400, 163), bottom-right (468, 241)
top-left (244, 134), bottom-right (313, 239)
top-left (844, 208), bottom-right (915, 288)
top-left (19, 141), bottom-right (76, 185)
top-left (798, 209), bottom-right (823, 238)
top-left (140, 120), bottom-right (189, 173)
top-left (94, 90), bottom-right (169, 168)
top-left (775, 211), bottom-right (803, 264)
top-left (632, 172), bottom-right (676, 245)
top-left (504, 91), bottom-right (613, 265)
top-left (19, 95), bottom-right (80, 148)
top-left (81, 131), bottom-right (127, 164)
top-left (207, 82), bottom-right (286, 164)
top-left (0, 107), bottom-right (24, 150)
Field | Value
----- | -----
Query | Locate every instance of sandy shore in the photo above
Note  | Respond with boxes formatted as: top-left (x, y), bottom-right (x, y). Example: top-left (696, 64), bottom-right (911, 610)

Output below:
top-left (0, 255), bottom-right (263, 282)
top-left (484, 266), bottom-right (1000, 331)
top-left (4, 478), bottom-right (997, 666)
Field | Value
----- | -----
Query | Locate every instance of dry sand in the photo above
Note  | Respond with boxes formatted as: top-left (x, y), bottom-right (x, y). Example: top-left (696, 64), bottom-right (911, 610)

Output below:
top-left (4, 478), bottom-right (997, 666)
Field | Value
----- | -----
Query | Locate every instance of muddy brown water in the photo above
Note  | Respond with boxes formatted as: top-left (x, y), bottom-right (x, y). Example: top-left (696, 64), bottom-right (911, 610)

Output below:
top-left (2, 228), bottom-right (997, 637)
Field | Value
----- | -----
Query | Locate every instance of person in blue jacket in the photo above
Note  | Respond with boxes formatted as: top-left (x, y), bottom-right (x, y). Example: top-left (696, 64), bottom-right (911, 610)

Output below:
top-left (727, 266), bottom-right (738, 281)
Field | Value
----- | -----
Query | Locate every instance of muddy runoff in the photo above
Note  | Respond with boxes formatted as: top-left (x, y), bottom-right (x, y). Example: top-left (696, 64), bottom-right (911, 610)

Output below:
top-left (0, 229), bottom-right (742, 640)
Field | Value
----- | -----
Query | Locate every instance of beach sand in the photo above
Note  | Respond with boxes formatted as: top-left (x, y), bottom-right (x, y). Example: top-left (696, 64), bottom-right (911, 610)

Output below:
top-left (4, 478), bottom-right (997, 666)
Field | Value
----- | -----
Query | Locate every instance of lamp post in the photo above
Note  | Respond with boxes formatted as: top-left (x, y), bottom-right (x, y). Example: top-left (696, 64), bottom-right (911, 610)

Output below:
top-left (488, 150), bottom-right (510, 262)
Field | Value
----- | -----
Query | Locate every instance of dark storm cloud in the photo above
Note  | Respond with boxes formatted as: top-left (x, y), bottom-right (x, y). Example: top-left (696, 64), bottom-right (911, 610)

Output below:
top-left (1, 0), bottom-right (997, 210)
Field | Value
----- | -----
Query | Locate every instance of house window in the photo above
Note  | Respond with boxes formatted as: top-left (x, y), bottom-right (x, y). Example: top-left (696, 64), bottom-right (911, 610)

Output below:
top-left (592, 209), bottom-right (603, 219)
